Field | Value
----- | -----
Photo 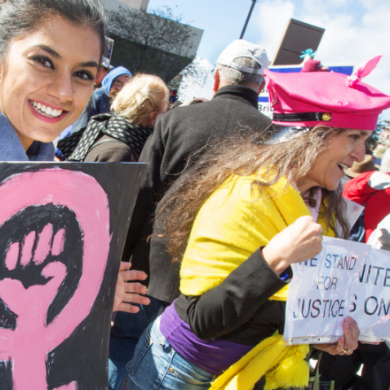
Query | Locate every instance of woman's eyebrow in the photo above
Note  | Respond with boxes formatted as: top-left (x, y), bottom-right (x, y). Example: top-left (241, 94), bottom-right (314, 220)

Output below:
top-left (79, 61), bottom-right (99, 68)
top-left (32, 44), bottom-right (99, 68)
top-left (360, 130), bottom-right (372, 139)
top-left (34, 44), bottom-right (60, 58)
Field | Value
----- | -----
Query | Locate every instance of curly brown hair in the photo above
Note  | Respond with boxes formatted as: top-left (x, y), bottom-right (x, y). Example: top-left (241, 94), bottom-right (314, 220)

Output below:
top-left (158, 125), bottom-right (350, 262)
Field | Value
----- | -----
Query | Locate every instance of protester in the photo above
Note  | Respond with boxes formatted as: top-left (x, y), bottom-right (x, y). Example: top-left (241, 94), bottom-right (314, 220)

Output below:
top-left (0, 0), bottom-right (148, 313)
top-left (108, 39), bottom-right (272, 390)
top-left (57, 74), bottom-right (169, 162)
top-left (70, 65), bottom-right (132, 135)
top-left (319, 167), bottom-right (390, 389)
top-left (381, 147), bottom-right (390, 172)
top-left (343, 170), bottom-right (390, 243)
top-left (126, 56), bottom-right (390, 390)
top-left (95, 63), bottom-right (111, 88)
top-left (344, 154), bottom-right (378, 179)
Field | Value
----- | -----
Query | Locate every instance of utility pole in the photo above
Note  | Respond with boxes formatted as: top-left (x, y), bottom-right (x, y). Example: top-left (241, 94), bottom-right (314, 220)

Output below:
top-left (240, 0), bottom-right (257, 39)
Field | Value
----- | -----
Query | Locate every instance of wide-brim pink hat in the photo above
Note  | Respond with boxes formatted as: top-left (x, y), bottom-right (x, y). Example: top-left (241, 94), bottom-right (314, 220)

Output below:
top-left (264, 56), bottom-right (390, 131)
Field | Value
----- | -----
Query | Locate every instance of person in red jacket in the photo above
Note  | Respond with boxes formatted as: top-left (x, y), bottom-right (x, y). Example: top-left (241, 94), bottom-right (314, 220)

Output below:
top-left (343, 170), bottom-right (390, 242)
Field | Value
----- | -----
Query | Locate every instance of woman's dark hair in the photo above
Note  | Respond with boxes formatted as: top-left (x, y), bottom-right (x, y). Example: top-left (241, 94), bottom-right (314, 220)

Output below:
top-left (0, 0), bottom-right (106, 62)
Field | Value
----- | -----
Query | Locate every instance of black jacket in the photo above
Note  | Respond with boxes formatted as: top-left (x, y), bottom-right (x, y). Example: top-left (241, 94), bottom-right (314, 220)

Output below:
top-left (122, 85), bottom-right (271, 303)
top-left (175, 248), bottom-right (291, 345)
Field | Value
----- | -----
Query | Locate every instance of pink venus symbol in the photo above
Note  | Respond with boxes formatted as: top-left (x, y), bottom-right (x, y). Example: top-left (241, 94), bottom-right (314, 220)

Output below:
top-left (0, 169), bottom-right (111, 390)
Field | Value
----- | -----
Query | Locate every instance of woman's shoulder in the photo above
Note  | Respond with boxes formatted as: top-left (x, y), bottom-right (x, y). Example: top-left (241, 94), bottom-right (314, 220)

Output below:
top-left (84, 135), bottom-right (135, 162)
top-left (218, 173), bottom-right (292, 202)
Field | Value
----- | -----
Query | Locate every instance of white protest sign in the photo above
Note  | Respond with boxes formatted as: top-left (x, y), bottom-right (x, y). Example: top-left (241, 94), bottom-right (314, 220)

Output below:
top-left (284, 237), bottom-right (390, 345)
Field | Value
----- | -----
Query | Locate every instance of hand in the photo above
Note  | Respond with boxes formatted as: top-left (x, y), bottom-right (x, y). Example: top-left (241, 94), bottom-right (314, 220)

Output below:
top-left (373, 228), bottom-right (390, 251)
top-left (314, 317), bottom-right (360, 355)
top-left (0, 224), bottom-right (67, 324)
top-left (262, 216), bottom-right (323, 274)
top-left (113, 261), bottom-right (150, 313)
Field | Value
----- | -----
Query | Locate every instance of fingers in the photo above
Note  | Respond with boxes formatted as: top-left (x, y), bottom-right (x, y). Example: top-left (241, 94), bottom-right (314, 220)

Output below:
top-left (313, 340), bottom-right (346, 356)
top-left (114, 295), bottom-right (150, 314)
top-left (52, 228), bottom-right (65, 256)
top-left (34, 223), bottom-right (54, 264)
top-left (8, 224), bottom-right (66, 272)
top-left (122, 293), bottom-right (150, 306)
top-left (5, 241), bottom-right (20, 270)
top-left (314, 317), bottom-right (360, 356)
top-left (21, 231), bottom-right (36, 266)
top-left (42, 261), bottom-right (67, 281)
top-left (340, 317), bottom-right (360, 354)
top-left (262, 216), bottom-right (323, 273)
top-left (122, 281), bottom-right (147, 296)
top-left (119, 270), bottom-right (148, 283)
top-left (115, 302), bottom-right (141, 314)
top-left (119, 261), bottom-right (132, 272)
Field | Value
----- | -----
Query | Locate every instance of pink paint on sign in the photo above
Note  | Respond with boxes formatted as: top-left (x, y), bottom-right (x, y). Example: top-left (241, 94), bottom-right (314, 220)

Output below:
top-left (51, 228), bottom-right (65, 256)
top-left (21, 230), bottom-right (36, 266)
top-left (0, 168), bottom-right (111, 389)
top-left (5, 241), bottom-right (19, 270)
top-left (34, 223), bottom-right (53, 264)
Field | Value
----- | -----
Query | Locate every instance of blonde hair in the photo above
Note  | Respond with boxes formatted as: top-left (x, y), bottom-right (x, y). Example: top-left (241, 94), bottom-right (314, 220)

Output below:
top-left (111, 74), bottom-right (169, 125)
top-left (159, 126), bottom-right (350, 261)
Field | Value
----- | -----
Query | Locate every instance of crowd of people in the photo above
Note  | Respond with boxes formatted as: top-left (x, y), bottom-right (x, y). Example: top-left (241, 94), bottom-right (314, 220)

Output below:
top-left (1, 0), bottom-right (390, 390)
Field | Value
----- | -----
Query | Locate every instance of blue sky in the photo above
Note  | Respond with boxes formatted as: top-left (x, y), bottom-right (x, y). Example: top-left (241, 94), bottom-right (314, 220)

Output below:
top-left (147, 0), bottom-right (390, 111)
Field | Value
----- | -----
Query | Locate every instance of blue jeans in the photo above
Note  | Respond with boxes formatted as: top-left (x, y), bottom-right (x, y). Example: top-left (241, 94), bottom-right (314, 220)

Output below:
top-left (126, 317), bottom-right (214, 390)
top-left (109, 297), bottom-right (168, 390)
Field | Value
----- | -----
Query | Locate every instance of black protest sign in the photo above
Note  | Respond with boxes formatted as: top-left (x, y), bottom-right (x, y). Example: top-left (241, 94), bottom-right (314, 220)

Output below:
top-left (0, 162), bottom-right (145, 390)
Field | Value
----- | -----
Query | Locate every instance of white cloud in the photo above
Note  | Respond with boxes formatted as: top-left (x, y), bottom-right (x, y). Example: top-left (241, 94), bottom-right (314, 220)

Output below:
top-left (178, 57), bottom-right (215, 102)
top-left (302, 0), bottom-right (352, 13)
top-left (297, 1), bottom-right (390, 97)
top-left (180, 0), bottom-right (390, 118)
top-left (358, 0), bottom-right (382, 11)
top-left (254, 0), bottom-right (295, 62)
top-left (253, 0), bottom-right (390, 117)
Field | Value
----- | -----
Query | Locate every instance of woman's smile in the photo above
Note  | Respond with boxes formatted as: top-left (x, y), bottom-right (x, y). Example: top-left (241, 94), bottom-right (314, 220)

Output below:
top-left (0, 15), bottom-right (101, 150)
top-left (297, 129), bottom-right (371, 194)
top-left (29, 99), bottom-right (68, 123)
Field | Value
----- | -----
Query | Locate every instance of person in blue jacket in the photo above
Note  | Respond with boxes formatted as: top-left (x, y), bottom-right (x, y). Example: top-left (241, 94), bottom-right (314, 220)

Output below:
top-left (69, 66), bottom-right (132, 135)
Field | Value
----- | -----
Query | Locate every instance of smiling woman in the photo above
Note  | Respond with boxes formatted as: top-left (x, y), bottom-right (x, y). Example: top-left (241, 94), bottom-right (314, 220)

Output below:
top-left (0, 0), bottom-right (105, 160)
top-left (125, 58), bottom-right (390, 390)
top-left (0, 0), bottom-right (149, 318)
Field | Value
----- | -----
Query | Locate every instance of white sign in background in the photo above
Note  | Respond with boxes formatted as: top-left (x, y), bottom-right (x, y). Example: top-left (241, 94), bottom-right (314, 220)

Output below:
top-left (284, 237), bottom-right (390, 345)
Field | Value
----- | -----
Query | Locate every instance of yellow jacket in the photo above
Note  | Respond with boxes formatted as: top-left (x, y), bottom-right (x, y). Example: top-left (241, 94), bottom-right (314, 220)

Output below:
top-left (179, 174), bottom-right (335, 390)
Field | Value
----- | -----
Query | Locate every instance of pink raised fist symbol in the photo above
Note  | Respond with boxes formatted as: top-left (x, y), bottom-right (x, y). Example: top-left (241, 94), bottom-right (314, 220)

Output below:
top-left (0, 169), bottom-right (111, 390)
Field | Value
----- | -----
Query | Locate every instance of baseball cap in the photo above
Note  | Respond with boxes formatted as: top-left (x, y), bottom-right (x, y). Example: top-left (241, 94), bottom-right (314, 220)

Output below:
top-left (217, 39), bottom-right (269, 76)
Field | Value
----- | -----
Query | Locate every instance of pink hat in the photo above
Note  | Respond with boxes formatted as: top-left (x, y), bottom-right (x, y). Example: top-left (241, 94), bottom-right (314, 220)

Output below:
top-left (264, 56), bottom-right (390, 130)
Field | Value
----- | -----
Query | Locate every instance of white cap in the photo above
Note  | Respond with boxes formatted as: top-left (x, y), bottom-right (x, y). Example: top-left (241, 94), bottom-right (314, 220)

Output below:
top-left (217, 39), bottom-right (269, 76)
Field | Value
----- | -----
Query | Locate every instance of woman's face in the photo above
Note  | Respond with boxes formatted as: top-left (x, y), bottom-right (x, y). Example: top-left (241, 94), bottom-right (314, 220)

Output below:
top-left (0, 16), bottom-right (101, 150)
top-left (298, 129), bottom-right (371, 193)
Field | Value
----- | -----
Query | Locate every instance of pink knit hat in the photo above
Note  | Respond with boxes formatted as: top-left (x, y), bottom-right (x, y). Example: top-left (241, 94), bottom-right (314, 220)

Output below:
top-left (264, 56), bottom-right (390, 130)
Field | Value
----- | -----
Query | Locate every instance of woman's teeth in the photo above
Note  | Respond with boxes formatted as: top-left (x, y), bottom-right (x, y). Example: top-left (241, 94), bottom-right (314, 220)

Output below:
top-left (31, 101), bottom-right (63, 118)
top-left (337, 163), bottom-right (348, 170)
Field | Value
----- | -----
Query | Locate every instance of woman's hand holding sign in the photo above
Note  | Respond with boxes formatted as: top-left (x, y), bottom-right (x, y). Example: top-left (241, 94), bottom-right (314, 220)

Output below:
top-left (314, 317), bottom-right (360, 355)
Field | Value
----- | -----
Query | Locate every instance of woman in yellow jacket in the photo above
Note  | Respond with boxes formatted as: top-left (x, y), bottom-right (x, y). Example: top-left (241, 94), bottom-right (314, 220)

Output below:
top-left (126, 57), bottom-right (390, 390)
